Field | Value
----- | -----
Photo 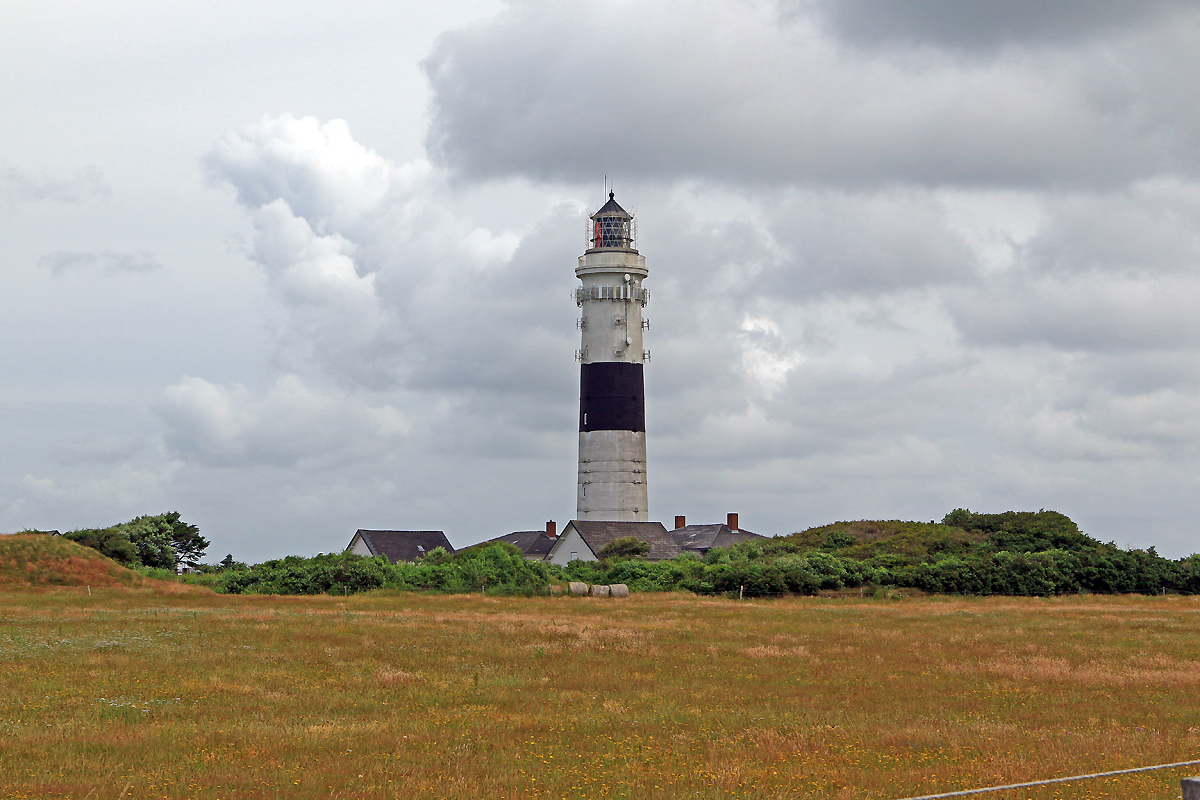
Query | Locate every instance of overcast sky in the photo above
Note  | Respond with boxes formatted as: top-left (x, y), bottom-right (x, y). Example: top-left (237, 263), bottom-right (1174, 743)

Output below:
top-left (4, 0), bottom-right (1200, 560)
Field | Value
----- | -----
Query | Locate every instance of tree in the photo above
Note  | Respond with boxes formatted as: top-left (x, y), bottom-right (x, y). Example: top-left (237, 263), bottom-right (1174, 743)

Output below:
top-left (110, 512), bottom-right (208, 571)
top-left (164, 512), bottom-right (209, 569)
top-left (110, 515), bottom-right (176, 570)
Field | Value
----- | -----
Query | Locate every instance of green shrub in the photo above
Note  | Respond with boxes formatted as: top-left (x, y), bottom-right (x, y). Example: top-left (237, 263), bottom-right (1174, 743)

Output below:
top-left (63, 529), bottom-right (139, 567)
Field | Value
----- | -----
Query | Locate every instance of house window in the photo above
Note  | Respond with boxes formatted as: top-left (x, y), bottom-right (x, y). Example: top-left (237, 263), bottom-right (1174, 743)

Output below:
top-left (570, 551), bottom-right (578, 560)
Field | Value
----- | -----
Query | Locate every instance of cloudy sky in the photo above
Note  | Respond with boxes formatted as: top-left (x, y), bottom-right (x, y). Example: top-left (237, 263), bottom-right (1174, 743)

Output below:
top-left (4, 0), bottom-right (1200, 561)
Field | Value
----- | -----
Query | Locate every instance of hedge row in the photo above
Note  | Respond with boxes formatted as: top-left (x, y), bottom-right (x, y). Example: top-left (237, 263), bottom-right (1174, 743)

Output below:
top-left (211, 543), bottom-right (558, 595)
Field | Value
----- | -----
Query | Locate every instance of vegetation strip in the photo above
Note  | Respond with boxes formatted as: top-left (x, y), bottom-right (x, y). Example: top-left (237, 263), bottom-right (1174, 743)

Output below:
top-left (15, 508), bottom-right (1200, 599)
top-left (894, 758), bottom-right (1200, 800)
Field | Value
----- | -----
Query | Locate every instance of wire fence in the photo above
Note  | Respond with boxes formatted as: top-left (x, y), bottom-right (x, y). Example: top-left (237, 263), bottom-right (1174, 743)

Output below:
top-left (891, 759), bottom-right (1200, 799)
top-left (687, 585), bottom-right (1191, 600)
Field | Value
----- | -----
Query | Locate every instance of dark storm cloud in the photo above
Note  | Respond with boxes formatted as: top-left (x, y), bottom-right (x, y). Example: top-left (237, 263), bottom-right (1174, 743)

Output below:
top-left (810, 0), bottom-right (1193, 50)
top-left (424, 0), bottom-right (1200, 188)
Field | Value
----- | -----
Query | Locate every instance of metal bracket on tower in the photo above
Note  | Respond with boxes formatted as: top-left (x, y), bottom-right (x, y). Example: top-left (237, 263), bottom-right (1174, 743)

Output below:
top-left (643, 350), bottom-right (651, 363)
top-left (576, 317), bottom-right (586, 330)
top-left (575, 347), bottom-right (588, 362)
top-left (642, 319), bottom-right (650, 330)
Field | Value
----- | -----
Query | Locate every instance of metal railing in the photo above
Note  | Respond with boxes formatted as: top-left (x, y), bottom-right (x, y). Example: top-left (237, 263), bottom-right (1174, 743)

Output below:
top-left (574, 285), bottom-right (649, 306)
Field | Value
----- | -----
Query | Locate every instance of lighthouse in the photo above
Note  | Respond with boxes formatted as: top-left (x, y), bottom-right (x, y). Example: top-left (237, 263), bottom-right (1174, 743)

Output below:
top-left (574, 192), bottom-right (649, 521)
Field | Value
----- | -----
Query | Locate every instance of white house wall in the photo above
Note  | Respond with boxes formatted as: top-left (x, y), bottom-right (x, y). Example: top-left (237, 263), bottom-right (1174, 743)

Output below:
top-left (347, 533), bottom-right (372, 556)
top-left (544, 525), bottom-right (596, 566)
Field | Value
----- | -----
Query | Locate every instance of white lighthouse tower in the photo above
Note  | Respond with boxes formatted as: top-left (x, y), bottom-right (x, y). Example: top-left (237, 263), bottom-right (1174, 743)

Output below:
top-left (574, 192), bottom-right (649, 521)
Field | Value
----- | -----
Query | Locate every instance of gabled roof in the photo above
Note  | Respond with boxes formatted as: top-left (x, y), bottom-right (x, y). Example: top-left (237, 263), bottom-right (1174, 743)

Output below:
top-left (482, 530), bottom-right (556, 558)
top-left (569, 520), bottom-right (683, 561)
top-left (350, 530), bottom-right (453, 563)
top-left (671, 524), bottom-right (765, 554)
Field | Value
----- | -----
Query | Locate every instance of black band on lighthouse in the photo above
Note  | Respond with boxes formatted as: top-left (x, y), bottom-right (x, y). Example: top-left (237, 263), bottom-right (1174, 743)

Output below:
top-left (579, 362), bottom-right (645, 432)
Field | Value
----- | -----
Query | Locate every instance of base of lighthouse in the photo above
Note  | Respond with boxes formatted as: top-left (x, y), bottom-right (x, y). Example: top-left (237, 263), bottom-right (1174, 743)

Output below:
top-left (576, 430), bottom-right (648, 521)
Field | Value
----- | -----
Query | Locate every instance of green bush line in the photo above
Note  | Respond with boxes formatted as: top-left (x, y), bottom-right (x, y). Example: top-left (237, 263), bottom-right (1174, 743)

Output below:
top-left (195, 510), bottom-right (1200, 599)
top-left (201, 543), bottom-right (560, 596)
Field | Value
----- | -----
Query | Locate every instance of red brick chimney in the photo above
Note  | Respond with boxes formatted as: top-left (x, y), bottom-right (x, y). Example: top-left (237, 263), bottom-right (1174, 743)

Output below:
top-left (675, 515), bottom-right (686, 530)
top-left (727, 512), bottom-right (739, 531)
top-left (546, 520), bottom-right (557, 538)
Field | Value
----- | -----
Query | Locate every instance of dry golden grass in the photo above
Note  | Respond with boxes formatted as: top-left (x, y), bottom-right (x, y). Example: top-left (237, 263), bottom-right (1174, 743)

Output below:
top-left (1, 589), bottom-right (1198, 799)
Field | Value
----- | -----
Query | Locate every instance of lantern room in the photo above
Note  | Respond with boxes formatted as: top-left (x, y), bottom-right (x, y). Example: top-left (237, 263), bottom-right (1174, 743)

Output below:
top-left (588, 192), bottom-right (637, 251)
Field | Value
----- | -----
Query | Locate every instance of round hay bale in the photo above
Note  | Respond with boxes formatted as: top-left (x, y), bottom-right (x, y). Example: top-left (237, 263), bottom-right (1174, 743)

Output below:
top-left (609, 583), bottom-right (629, 598)
top-left (591, 584), bottom-right (611, 598)
top-left (549, 584), bottom-right (564, 595)
top-left (568, 581), bottom-right (589, 596)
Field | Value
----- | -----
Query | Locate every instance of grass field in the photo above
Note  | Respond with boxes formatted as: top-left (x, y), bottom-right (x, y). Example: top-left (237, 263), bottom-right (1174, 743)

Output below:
top-left (2, 589), bottom-right (1198, 799)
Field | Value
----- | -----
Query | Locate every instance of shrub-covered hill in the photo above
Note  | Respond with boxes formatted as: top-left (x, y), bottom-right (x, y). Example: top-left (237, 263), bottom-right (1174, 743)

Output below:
top-left (778, 519), bottom-right (989, 564)
top-left (0, 533), bottom-right (149, 587)
top-left (747, 509), bottom-right (1200, 596)
top-left (778, 510), bottom-right (1104, 567)
top-left (557, 509), bottom-right (1200, 597)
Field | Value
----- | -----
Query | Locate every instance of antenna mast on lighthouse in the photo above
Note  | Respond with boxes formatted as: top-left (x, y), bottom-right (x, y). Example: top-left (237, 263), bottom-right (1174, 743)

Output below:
top-left (573, 191), bottom-right (649, 521)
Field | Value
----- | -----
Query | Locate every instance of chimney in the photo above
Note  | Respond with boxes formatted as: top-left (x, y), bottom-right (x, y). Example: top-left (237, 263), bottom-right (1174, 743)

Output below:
top-left (546, 520), bottom-right (557, 538)
top-left (727, 512), bottom-right (739, 531)
top-left (675, 515), bottom-right (686, 530)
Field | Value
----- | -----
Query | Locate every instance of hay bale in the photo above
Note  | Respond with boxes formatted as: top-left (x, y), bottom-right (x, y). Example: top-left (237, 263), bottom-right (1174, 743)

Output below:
top-left (591, 584), bottom-right (611, 598)
top-left (609, 583), bottom-right (629, 598)
top-left (549, 585), bottom-right (563, 595)
top-left (568, 582), bottom-right (589, 596)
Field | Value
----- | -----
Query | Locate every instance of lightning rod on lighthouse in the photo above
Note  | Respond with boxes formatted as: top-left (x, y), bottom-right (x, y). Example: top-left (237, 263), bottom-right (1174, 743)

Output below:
top-left (574, 191), bottom-right (649, 521)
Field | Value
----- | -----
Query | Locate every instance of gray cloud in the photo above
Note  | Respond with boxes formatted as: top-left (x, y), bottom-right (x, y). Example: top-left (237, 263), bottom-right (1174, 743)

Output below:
top-left (759, 189), bottom-right (978, 296)
top-left (1021, 182), bottom-right (1200, 276)
top-left (809, 0), bottom-right (1194, 50)
top-left (950, 273), bottom-right (1200, 352)
top-left (158, 375), bottom-right (410, 469)
top-left (40, 250), bottom-right (163, 275)
top-left (424, 0), bottom-right (1200, 188)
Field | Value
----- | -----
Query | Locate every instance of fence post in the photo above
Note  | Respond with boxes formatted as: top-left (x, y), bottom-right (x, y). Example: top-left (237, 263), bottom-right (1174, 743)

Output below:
top-left (1183, 777), bottom-right (1200, 800)
top-left (739, 585), bottom-right (744, 600)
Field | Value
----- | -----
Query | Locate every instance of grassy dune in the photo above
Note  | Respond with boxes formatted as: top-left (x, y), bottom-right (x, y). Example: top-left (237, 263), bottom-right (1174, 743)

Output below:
top-left (1, 589), bottom-right (1198, 799)
top-left (0, 534), bottom-right (147, 588)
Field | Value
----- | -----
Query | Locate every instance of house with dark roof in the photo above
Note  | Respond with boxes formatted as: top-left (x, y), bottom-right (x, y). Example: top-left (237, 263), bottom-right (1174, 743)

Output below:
top-left (542, 520), bottom-right (683, 566)
top-left (345, 530), bottom-right (454, 563)
top-left (670, 513), bottom-right (766, 556)
top-left (478, 522), bottom-right (558, 560)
